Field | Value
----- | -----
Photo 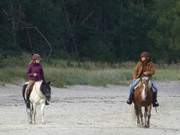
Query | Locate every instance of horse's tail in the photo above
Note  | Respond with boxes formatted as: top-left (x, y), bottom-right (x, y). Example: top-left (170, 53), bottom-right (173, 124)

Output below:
top-left (22, 84), bottom-right (30, 109)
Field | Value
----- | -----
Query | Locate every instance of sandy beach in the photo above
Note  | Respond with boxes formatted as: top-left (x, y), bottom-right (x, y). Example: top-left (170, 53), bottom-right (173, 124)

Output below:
top-left (0, 82), bottom-right (180, 135)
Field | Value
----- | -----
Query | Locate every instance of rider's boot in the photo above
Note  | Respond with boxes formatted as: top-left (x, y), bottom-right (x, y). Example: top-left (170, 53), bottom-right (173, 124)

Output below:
top-left (127, 94), bottom-right (133, 105)
top-left (45, 100), bottom-right (49, 105)
top-left (153, 91), bottom-right (159, 107)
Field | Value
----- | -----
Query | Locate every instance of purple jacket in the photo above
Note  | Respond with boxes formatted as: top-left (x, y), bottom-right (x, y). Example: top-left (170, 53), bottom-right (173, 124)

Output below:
top-left (27, 63), bottom-right (45, 81)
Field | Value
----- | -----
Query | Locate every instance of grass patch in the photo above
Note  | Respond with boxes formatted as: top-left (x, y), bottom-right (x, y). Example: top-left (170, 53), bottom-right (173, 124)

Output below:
top-left (0, 67), bottom-right (25, 84)
top-left (0, 55), bottom-right (180, 87)
top-left (0, 66), bottom-right (180, 87)
top-left (45, 67), bottom-right (131, 87)
top-left (154, 69), bottom-right (180, 81)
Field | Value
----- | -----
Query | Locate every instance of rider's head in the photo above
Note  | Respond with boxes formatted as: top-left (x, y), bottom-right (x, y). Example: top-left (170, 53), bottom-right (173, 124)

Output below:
top-left (31, 53), bottom-right (42, 64)
top-left (140, 51), bottom-right (151, 63)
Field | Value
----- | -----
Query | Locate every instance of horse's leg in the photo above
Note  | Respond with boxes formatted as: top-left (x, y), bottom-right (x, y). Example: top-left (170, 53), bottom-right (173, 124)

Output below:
top-left (146, 105), bottom-right (152, 128)
top-left (29, 103), bottom-right (33, 124)
top-left (134, 105), bottom-right (140, 126)
top-left (26, 107), bottom-right (31, 123)
top-left (144, 107), bottom-right (148, 127)
top-left (32, 103), bottom-right (37, 124)
top-left (41, 102), bottom-right (46, 124)
top-left (140, 107), bottom-right (144, 126)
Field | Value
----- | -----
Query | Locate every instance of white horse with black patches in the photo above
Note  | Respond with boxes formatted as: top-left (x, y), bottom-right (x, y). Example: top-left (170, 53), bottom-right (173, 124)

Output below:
top-left (22, 81), bottom-right (51, 124)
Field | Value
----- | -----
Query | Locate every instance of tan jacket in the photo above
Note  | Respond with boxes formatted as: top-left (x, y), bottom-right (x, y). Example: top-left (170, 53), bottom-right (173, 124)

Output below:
top-left (132, 61), bottom-right (155, 80)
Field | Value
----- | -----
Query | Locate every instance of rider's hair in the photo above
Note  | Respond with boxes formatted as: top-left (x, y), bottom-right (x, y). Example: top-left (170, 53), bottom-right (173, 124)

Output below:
top-left (28, 60), bottom-right (36, 65)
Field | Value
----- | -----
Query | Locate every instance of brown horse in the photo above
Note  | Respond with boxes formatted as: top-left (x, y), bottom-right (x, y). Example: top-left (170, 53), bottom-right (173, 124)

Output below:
top-left (133, 76), bottom-right (153, 128)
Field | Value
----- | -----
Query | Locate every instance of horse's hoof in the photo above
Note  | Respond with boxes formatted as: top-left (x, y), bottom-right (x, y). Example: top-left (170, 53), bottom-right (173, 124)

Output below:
top-left (137, 123), bottom-right (141, 127)
top-left (42, 122), bottom-right (46, 125)
top-left (32, 121), bottom-right (36, 124)
top-left (144, 125), bottom-right (150, 128)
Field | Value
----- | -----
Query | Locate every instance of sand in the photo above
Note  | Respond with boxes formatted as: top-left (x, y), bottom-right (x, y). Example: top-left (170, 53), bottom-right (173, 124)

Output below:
top-left (0, 81), bottom-right (180, 135)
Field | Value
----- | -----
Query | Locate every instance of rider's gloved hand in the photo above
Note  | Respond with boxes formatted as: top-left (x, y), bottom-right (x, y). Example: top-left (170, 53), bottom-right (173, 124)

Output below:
top-left (143, 72), bottom-right (149, 76)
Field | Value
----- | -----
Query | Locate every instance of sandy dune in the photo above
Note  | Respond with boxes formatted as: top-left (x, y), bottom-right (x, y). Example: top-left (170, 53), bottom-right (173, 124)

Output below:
top-left (0, 82), bottom-right (180, 135)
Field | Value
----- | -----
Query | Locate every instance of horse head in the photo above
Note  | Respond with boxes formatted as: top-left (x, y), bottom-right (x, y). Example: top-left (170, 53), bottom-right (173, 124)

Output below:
top-left (141, 76), bottom-right (150, 87)
top-left (41, 81), bottom-right (51, 101)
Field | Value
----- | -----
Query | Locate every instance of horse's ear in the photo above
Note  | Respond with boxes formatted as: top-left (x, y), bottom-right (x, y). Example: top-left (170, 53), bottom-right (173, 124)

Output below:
top-left (47, 81), bottom-right (51, 85)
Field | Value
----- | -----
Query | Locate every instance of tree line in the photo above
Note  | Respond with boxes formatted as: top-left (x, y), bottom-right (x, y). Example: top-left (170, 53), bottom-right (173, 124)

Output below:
top-left (0, 0), bottom-right (180, 63)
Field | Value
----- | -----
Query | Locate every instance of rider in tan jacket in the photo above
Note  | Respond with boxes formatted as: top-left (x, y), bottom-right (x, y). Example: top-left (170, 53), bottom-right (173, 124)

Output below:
top-left (127, 51), bottom-right (159, 107)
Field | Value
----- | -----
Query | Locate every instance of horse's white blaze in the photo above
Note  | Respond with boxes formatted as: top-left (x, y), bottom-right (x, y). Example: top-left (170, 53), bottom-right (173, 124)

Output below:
top-left (141, 84), bottom-right (146, 101)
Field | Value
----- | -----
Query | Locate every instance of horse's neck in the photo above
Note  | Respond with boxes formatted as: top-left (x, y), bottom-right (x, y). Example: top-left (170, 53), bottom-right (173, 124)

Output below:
top-left (141, 83), bottom-right (147, 101)
top-left (31, 81), bottom-right (44, 98)
top-left (141, 81), bottom-right (152, 99)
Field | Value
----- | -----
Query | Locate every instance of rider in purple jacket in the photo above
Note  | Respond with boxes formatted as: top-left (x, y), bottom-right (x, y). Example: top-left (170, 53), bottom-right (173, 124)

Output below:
top-left (27, 60), bottom-right (45, 81)
top-left (26, 54), bottom-right (49, 105)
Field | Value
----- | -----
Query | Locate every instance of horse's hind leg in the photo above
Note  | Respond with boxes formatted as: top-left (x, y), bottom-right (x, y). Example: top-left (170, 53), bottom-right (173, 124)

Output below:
top-left (41, 103), bottom-right (45, 124)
